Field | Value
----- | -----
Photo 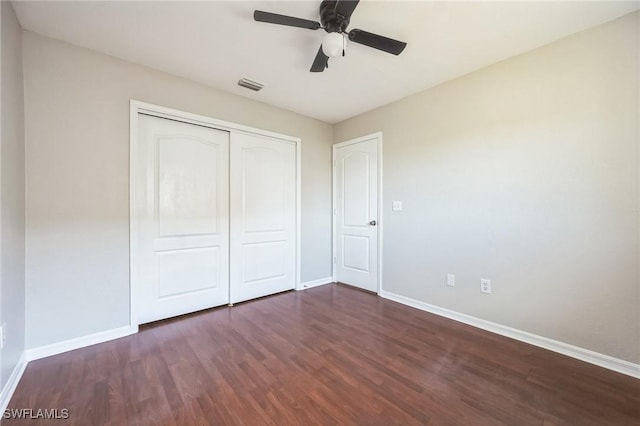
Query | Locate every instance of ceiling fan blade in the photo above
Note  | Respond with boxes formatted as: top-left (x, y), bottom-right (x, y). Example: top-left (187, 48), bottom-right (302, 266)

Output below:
top-left (348, 29), bottom-right (407, 55)
top-left (254, 10), bottom-right (321, 30)
top-left (335, 0), bottom-right (360, 19)
top-left (310, 46), bottom-right (329, 72)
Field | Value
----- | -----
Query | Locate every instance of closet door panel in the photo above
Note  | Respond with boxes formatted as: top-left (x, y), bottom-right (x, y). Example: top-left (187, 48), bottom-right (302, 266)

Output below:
top-left (136, 114), bottom-right (230, 324)
top-left (230, 132), bottom-right (296, 303)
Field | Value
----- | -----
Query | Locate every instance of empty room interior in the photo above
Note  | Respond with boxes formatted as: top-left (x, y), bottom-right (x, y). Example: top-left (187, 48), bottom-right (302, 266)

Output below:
top-left (1, 0), bottom-right (639, 424)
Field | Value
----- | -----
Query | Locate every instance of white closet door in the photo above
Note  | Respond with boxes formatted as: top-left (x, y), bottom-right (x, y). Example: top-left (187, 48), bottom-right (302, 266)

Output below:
top-left (136, 114), bottom-right (230, 324)
top-left (229, 132), bottom-right (296, 303)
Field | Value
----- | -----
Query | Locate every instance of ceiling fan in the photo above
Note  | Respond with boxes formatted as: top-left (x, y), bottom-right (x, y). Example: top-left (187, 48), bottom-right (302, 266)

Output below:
top-left (254, 0), bottom-right (407, 72)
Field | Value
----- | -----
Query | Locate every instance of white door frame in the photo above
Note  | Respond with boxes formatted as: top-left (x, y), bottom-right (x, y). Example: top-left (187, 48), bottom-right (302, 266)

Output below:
top-left (129, 100), bottom-right (301, 333)
top-left (332, 132), bottom-right (383, 294)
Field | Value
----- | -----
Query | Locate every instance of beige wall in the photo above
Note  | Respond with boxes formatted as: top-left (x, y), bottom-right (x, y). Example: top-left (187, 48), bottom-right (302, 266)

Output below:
top-left (23, 32), bottom-right (333, 349)
top-left (1, 1), bottom-right (26, 386)
top-left (334, 12), bottom-right (640, 363)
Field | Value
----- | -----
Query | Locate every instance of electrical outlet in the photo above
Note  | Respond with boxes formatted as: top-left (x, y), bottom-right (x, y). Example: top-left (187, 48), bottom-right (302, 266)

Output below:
top-left (480, 279), bottom-right (491, 294)
top-left (392, 201), bottom-right (403, 211)
top-left (447, 274), bottom-right (455, 287)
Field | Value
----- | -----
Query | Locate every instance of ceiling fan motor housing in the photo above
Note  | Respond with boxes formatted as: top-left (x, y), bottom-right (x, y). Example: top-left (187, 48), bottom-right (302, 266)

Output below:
top-left (320, 0), bottom-right (350, 33)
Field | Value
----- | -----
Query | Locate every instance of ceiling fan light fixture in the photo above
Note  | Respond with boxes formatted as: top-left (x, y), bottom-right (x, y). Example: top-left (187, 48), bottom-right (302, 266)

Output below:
top-left (322, 32), bottom-right (345, 58)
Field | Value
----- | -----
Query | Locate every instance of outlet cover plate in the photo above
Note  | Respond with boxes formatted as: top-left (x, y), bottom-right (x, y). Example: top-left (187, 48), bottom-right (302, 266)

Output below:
top-left (480, 278), bottom-right (491, 294)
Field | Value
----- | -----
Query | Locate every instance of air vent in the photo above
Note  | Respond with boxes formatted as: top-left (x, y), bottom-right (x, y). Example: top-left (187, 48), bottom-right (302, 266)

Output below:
top-left (237, 78), bottom-right (264, 92)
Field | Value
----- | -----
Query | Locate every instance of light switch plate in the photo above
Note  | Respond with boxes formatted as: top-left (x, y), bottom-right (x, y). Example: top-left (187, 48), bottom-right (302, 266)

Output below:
top-left (392, 201), bottom-right (403, 211)
top-left (447, 274), bottom-right (455, 287)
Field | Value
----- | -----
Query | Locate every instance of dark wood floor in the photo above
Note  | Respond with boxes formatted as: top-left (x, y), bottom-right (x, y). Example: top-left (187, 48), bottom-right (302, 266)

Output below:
top-left (8, 284), bottom-right (640, 425)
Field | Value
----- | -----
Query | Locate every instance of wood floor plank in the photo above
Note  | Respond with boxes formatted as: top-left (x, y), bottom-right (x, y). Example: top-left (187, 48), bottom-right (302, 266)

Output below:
top-left (7, 284), bottom-right (640, 425)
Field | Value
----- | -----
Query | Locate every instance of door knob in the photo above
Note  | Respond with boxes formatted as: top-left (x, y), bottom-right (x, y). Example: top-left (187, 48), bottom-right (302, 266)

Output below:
top-left (369, 220), bottom-right (377, 226)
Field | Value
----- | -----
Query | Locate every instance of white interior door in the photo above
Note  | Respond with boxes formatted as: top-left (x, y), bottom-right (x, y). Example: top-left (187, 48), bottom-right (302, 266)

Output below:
top-left (136, 114), bottom-right (230, 324)
top-left (230, 132), bottom-right (296, 304)
top-left (334, 136), bottom-right (379, 292)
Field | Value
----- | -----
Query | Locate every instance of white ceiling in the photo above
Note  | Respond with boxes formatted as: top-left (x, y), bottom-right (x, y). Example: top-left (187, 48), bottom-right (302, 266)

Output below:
top-left (12, 1), bottom-right (640, 123)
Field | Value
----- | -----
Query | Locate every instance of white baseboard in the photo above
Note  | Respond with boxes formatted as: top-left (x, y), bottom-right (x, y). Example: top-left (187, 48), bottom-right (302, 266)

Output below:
top-left (0, 352), bottom-right (27, 412)
top-left (26, 326), bottom-right (133, 362)
top-left (298, 277), bottom-right (333, 290)
top-left (380, 290), bottom-right (640, 379)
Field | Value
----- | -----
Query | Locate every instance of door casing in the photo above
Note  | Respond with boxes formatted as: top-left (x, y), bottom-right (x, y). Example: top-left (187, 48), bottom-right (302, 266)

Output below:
top-left (332, 132), bottom-right (383, 293)
top-left (129, 100), bottom-right (301, 333)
